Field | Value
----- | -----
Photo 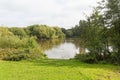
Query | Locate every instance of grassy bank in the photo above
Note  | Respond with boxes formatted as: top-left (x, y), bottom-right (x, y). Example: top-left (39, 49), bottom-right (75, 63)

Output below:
top-left (0, 59), bottom-right (120, 80)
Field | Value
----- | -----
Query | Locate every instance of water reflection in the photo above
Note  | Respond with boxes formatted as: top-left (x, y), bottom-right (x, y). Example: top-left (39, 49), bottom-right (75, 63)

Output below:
top-left (39, 38), bottom-right (114, 59)
top-left (38, 39), bottom-right (64, 51)
top-left (39, 38), bottom-right (80, 59)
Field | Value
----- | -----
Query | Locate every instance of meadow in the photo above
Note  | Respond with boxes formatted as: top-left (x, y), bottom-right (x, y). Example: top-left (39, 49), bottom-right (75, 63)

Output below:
top-left (0, 59), bottom-right (120, 80)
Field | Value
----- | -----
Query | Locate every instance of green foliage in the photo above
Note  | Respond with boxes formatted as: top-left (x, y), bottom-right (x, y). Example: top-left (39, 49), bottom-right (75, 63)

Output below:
top-left (9, 27), bottom-right (27, 38)
top-left (0, 36), bottom-right (38, 49)
top-left (0, 24), bottom-right (66, 61)
top-left (75, 54), bottom-right (96, 63)
top-left (0, 29), bottom-right (44, 61)
top-left (0, 48), bottom-right (44, 61)
top-left (74, 10), bottom-right (105, 63)
top-left (61, 28), bottom-right (66, 34)
top-left (53, 27), bottom-right (65, 38)
top-left (27, 25), bottom-right (65, 39)
top-left (66, 30), bottom-right (73, 37)
top-left (74, 0), bottom-right (120, 64)
top-left (63, 20), bottom-right (88, 38)
top-left (0, 48), bottom-right (29, 61)
top-left (0, 27), bottom-right (13, 36)
top-left (105, 0), bottom-right (120, 63)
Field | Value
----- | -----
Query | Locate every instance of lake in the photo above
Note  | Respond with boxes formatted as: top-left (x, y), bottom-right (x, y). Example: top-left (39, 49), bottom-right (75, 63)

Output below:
top-left (39, 38), bottom-right (83, 59)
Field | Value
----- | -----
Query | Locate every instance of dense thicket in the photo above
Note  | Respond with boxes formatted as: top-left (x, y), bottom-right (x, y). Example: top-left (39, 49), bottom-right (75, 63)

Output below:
top-left (9, 27), bottom-right (27, 38)
top-left (73, 0), bottom-right (120, 64)
top-left (0, 27), bottom-right (45, 61)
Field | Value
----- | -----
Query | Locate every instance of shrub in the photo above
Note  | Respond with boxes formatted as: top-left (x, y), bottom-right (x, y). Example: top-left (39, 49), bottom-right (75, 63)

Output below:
top-left (9, 27), bottom-right (27, 38)
top-left (0, 36), bottom-right (38, 49)
top-left (2, 51), bottom-right (28, 61)
top-left (0, 48), bottom-right (44, 61)
top-left (0, 35), bottom-right (45, 61)
top-left (75, 53), bottom-right (98, 63)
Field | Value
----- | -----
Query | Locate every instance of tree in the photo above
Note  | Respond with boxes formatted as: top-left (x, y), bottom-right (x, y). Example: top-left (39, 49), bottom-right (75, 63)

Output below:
top-left (27, 25), bottom-right (65, 39)
top-left (9, 27), bottom-right (27, 38)
top-left (103, 0), bottom-right (120, 63)
top-left (53, 27), bottom-right (65, 38)
top-left (0, 27), bottom-right (13, 36)
top-left (66, 30), bottom-right (73, 37)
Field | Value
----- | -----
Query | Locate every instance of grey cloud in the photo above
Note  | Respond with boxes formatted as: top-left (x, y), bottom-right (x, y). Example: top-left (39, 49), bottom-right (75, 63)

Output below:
top-left (0, 0), bottom-right (101, 28)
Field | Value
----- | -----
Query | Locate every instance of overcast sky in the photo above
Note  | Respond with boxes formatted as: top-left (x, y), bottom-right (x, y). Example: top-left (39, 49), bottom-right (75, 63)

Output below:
top-left (0, 0), bottom-right (101, 29)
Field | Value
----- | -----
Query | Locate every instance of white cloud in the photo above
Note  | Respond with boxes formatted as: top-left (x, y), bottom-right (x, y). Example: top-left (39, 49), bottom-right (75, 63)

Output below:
top-left (0, 0), bottom-right (101, 28)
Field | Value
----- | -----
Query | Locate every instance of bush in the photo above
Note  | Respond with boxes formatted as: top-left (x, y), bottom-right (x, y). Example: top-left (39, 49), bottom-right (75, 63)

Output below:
top-left (0, 35), bottom-right (45, 61)
top-left (75, 53), bottom-right (98, 63)
top-left (0, 48), bottom-right (44, 61)
top-left (2, 53), bottom-right (28, 61)
top-left (0, 36), bottom-right (38, 49)
top-left (9, 27), bottom-right (27, 38)
top-left (0, 27), bottom-right (13, 36)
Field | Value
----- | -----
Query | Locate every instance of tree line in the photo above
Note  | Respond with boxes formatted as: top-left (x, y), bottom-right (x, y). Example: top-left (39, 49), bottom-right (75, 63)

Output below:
top-left (0, 0), bottom-right (120, 64)
top-left (0, 25), bottom-right (65, 61)
top-left (62, 0), bottom-right (120, 64)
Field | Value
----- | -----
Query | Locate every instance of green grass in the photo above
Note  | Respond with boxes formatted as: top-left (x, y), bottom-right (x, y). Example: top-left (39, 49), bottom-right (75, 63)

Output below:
top-left (0, 59), bottom-right (120, 80)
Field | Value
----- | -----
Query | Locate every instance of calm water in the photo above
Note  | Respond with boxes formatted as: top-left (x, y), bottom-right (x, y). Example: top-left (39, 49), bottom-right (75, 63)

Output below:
top-left (39, 38), bottom-right (113, 59)
top-left (39, 38), bottom-right (82, 59)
